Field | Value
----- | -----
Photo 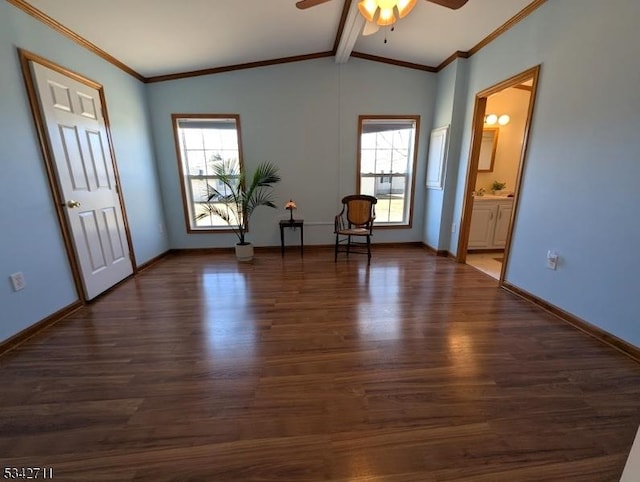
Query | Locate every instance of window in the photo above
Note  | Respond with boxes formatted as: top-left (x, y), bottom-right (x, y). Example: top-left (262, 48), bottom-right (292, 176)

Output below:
top-left (172, 114), bottom-right (243, 231)
top-left (358, 116), bottom-right (420, 227)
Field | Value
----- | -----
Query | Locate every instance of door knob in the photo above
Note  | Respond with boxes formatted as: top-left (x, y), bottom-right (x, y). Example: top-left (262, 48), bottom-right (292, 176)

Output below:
top-left (65, 200), bottom-right (81, 208)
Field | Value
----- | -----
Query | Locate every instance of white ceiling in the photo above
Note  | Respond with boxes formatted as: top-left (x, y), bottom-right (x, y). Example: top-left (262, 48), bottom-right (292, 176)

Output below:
top-left (23, 0), bottom-right (536, 79)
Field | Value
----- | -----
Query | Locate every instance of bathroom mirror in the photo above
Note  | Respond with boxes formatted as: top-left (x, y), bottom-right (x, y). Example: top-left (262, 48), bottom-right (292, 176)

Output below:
top-left (478, 127), bottom-right (499, 172)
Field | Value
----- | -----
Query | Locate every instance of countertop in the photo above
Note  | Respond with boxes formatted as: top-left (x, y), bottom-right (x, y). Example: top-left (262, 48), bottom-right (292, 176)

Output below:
top-left (472, 195), bottom-right (514, 200)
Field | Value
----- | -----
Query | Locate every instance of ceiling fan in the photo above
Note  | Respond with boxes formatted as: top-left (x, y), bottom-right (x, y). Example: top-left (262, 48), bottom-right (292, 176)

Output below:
top-left (296, 0), bottom-right (469, 36)
top-left (296, 0), bottom-right (468, 10)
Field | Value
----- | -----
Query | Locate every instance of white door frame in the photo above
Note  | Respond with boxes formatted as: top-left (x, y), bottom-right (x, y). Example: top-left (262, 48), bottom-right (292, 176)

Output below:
top-left (19, 49), bottom-right (136, 301)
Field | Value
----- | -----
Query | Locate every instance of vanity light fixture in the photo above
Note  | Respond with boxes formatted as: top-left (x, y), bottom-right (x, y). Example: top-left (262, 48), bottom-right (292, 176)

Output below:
top-left (484, 113), bottom-right (510, 126)
top-left (484, 114), bottom-right (498, 125)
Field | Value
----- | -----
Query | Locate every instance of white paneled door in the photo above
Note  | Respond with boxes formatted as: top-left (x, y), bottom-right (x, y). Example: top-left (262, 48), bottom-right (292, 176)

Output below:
top-left (31, 62), bottom-right (133, 300)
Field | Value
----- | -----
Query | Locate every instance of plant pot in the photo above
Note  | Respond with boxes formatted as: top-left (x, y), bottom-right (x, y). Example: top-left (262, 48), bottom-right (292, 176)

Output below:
top-left (235, 243), bottom-right (254, 262)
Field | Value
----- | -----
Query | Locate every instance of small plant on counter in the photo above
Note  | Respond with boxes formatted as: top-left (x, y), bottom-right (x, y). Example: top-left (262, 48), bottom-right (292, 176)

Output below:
top-left (491, 181), bottom-right (507, 193)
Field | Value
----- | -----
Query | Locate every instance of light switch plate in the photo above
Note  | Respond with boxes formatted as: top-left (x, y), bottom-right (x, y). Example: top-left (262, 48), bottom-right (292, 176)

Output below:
top-left (546, 251), bottom-right (559, 270)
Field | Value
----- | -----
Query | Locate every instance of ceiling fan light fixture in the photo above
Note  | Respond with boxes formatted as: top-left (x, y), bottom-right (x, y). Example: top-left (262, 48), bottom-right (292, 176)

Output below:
top-left (396, 0), bottom-right (417, 18)
top-left (377, 6), bottom-right (397, 26)
top-left (358, 0), bottom-right (416, 27)
top-left (357, 0), bottom-right (379, 23)
top-left (362, 21), bottom-right (380, 36)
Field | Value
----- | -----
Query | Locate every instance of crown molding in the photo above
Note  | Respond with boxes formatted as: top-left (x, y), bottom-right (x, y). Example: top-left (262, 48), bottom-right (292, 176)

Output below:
top-left (144, 52), bottom-right (335, 83)
top-left (467, 0), bottom-right (547, 58)
top-left (9, 0), bottom-right (547, 82)
top-left (351, 51), bottom-right (437, 72)
top-left (6, 0), bottom-right (144, 81)
top-left (436, 51), bottom-right (470, 72)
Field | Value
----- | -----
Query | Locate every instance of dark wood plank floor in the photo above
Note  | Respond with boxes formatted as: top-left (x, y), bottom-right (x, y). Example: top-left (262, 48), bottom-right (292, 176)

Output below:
top-left (1, 246), bottom-right (639, 481)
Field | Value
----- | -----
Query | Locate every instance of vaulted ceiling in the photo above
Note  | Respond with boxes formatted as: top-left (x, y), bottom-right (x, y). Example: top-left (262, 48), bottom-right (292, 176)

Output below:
top-left (14, 0), bottom-right (540, 80)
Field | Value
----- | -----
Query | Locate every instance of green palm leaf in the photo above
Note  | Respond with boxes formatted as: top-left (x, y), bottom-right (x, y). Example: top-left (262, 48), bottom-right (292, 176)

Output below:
top-left (199, 156), bottom-right (281, 245)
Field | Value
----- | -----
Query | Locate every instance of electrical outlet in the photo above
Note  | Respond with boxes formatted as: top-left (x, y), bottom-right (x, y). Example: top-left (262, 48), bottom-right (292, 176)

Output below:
top-left (158, 223), bottom-right (164, 234)
top-left (546, 251), bottom-right (559, 270)
top-left (451, 222), bottom-right (456, 233)
top-left (10, 272), bottom-right (26, 291)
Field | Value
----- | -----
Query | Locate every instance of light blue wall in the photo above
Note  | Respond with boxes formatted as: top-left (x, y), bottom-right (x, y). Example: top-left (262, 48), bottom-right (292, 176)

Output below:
top-left (438, 59), bottom-right (468, 251)
top-left (147, 57), bottom-right (436, 248)
top-left (446, 0), bottom-right (640, 346)
top-left (0, 3), bottom-right (168, 342)
top-left (423, 62), bottom-right (455, 250)
top-left (3, 0), bottom-right (639, 351)
top-left (424, 58), bottom-right (468, 251)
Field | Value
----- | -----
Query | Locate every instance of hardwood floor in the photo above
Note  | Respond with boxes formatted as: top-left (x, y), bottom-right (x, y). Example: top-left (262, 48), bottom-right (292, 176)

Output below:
top-left (1, 246), bottom-right (639, 481)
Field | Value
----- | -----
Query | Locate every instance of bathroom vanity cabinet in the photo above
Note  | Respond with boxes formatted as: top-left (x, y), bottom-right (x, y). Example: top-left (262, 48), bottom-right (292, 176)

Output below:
top-left (468, 197), bottom-right (513, 250)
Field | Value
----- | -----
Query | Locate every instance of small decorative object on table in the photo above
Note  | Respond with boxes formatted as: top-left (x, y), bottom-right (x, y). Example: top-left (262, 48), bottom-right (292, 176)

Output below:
top-left (285, 199), bottom-right (297, 222)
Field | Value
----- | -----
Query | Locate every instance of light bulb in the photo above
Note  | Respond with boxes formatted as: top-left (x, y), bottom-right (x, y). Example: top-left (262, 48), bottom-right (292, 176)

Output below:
top-left (378, 9), bottom-right (396, 25)
top-left (358, 0), bottom-right (378, 22)
top-left (485, 114), bottom-right (498, 125)
top-left (498, 114), bottom-right (510, 125)
top-left (396, 0), bottom-right (417, 18)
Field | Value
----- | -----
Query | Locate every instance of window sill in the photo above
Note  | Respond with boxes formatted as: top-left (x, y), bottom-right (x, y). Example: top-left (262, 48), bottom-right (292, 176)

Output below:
top-left (375, 223), bottom-right (412, 230)
top-left (186, 227), bottom-right (239, 234)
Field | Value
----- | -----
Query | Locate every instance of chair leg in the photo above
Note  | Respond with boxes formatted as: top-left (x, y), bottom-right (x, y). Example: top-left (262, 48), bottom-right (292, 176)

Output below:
top-left (347, 235), bottom-right (351, 257)
top-left (334, 234), bottom-right (339, 262)
top-left (367, 235), bottom-right (371, 265)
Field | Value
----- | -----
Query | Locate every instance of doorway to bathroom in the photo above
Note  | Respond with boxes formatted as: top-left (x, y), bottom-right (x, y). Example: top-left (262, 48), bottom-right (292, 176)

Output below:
top-left (457, 66), bottom-right (540, 282)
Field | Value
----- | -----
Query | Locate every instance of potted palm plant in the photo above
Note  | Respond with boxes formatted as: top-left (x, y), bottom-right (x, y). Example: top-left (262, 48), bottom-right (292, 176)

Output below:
top-left (197, 157), bottom-right (281, 261)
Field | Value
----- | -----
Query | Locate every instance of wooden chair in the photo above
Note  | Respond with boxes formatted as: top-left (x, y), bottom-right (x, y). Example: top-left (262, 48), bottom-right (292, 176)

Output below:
top-left (334, 194), bottom-right (377, 264)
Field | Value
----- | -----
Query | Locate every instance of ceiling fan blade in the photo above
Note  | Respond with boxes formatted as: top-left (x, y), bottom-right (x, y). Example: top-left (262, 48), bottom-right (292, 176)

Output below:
top-left (425, 0), bottom-right (469, 10)
top-left (296, 0), bottom-right (334, 9)
top-left (362, 21), bottom-right (380, 36)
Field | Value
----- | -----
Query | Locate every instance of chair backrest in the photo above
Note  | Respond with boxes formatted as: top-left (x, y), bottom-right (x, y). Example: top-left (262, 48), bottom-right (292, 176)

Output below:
top-left (342, 194), bottom-right (377, 227)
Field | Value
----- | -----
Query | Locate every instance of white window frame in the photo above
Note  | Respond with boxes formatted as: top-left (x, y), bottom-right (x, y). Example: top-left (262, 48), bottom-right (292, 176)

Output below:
top-left (357, 115), bottom-right (420, 228)
top-left (172, 114), bottom-right (244, 232)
